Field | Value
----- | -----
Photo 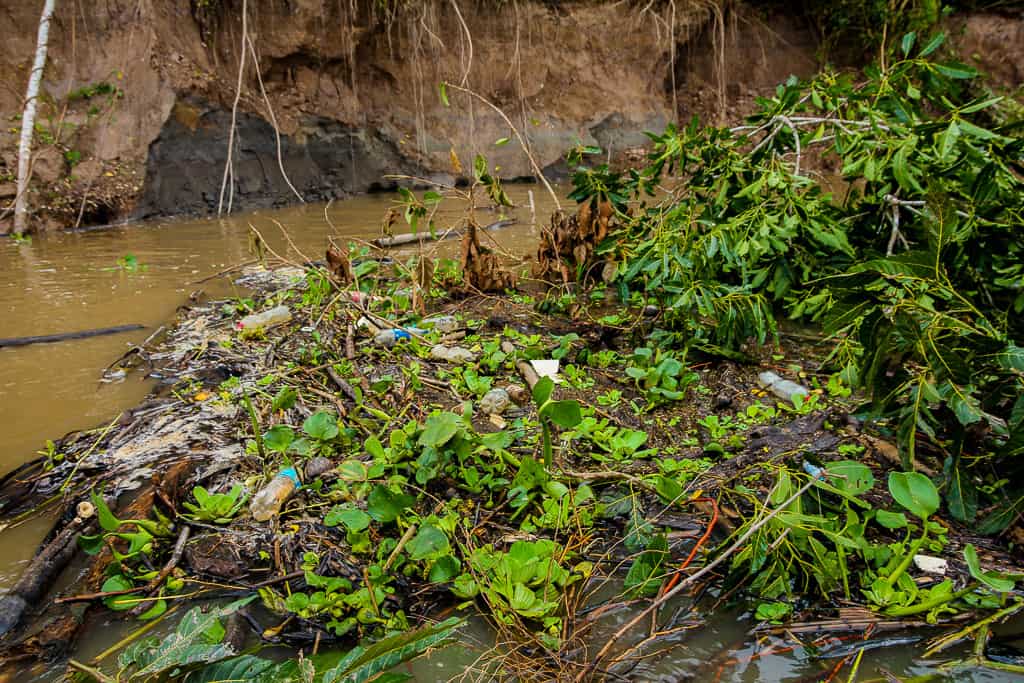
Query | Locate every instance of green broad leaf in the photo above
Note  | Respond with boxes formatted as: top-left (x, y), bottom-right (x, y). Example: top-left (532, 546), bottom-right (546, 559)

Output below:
top-left (406, 524), bottom-right (450, 561)
top-left (263, 425), bottom-right (295, 453)
top-left (325, 506), bottom-right (371, 532)
top-left (509, 583), bottom-right (540, 614)
top-left (933, 62), bottom-right (976, 80)
top-left (938, 121), bottom-right (960, 162)
top-left (78, 533), bottom-right (105, 555)
top-left (888, 471), bottom-right (940, 520)
top-left (303, 411), bottom-right (339, 441)
top-left (450, 573), bottom-right (478, 599)
top-left (494, 137), bottom-right (510, 146)
top-left (119, 597), bottom-right (256, 678)
top-left (944, 456), bottom-right (977, 522)
top-left (367, 485), bottom-right (414, 523)
top-left (186, 655), bottom-right (276, 683)
top-left (943, 383), bottom-right (984, 426)
top-left (655, 475), bottom-right (683, 503)
top-left (959, 96), bottom-right (1003, 114)
top-left (438, 82), bottom-right (449, 107)
top-left (364, 435), bottom-right (385, 460)
top-left (977, 496), bottom-right (1024, 535)
top-left (138, 599), bottom-right (168, 621)
top-left (320, 616), bottom-right (463, 683)
top-left (512, 456), bottom-right (548, 491)
top-left (957, 119), bottom-right (1001, 141)
top-left (964, 544), bottom-right (1018, 593)
top-left (893, 142), bottom-right (924, 195)
top-left (875, 510), bottom-right (908, 529)
top-left (91, 490), bottom-right (122, 532)
top-left (532, 376), bottom-right (555, 407)
top-left (428, 555), bottom-right (461, 583)
top-left (918, 32), bottom-right (945, 57)
top-left (101, 575), bottom-right (138, 611)
top-left (624, 534), bottom-right (668, 597)
top-left (337, 459), bottom-right (370, 482)
top-left (824, 460), bottom-right (875, 496)
top-left (540, 400), bottom-right (582, 429)
top-left (418, 412), bottom-right (461, 448)
top-left (271, 386), bottom-right (297, 412)
top-left (755, 601), bottom-right (792, 622)
top-left (901, 32), bottom-right (916, 57)
top-left (993, 345), bottom-right (1024, 372)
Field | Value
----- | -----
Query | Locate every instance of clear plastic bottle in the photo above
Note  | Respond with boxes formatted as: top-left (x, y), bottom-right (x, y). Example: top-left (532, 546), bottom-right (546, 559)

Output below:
top-left (757, 371), bottom-right (809, 403)
top-left (238, 305), bottom-right (292, 330)
top-left (423, 315), bottom-right (460, 333)
top-left (250, 467), bottom-right (301, 521)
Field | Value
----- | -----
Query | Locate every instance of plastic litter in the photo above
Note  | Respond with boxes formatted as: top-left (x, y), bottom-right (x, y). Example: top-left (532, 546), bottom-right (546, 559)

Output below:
top-left (355, 316), bottom-right (381, 334)
top-left (757, 371), bottom-right (809, 403)
top-left (250, 467), bottom-right (301, 521)
top-left (479, 388), bottom-right (511, 415)
top-left (373, 328), bottom-right (424, 347)
top-left (913, 554), bottom-right (948, 575)
top-left (530, 359), bottom-right (560, 381)
top-left (422, 315), bottom-right (460, 334)
top-left (238, 305), bottom-right (291, 330)
top-left (429, 345), bottom-right (475, 364)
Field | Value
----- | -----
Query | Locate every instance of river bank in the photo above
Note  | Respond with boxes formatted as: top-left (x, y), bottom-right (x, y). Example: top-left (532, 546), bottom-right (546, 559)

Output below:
top-left (1, 227), bottom-right (1022, 680)
top-left (4, 0), bottom-right (1020, 234)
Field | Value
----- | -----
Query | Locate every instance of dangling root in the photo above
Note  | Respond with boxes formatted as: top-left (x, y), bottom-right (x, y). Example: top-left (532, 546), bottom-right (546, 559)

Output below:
top-left (460, 222), bottom-right (515, 292)
top-left (534, 199), bottom-right (615, 284)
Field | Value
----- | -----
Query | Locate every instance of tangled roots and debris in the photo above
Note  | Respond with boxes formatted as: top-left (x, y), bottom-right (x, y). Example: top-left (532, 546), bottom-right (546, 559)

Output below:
top-left (534, 200), bottom-right (615, 284)
top-left (460, 222), bottom-right (515, 292)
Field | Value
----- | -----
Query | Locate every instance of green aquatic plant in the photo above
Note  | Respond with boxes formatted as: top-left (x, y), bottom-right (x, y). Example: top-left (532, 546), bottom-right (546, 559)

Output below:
top-left (181, 484), bottom-right (247, 524)
top-left (625, 347), bottom-right (698, 410)
top-left (531, 376), bottom-right (583, 467)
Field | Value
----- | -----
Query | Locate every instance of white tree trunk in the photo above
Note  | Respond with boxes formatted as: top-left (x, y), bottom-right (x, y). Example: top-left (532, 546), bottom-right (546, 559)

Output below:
top-left (13, 0), bottom-right (58, 236)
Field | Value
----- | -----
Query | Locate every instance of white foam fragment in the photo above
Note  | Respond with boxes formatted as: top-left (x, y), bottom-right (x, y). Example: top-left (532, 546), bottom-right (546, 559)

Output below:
top-left (913, 554), bottom-right (948, 575)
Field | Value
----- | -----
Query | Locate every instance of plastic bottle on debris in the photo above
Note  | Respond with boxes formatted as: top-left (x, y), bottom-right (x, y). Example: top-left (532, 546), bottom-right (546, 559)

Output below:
top-left (239, 305), bottom-right (291, 330)
top-left (430, 344), bottom-right (476, 364)
top-left (422, 315), bottom-right (460, 334)
top-left (373, 328), bottom-right (425, 347)
top-left (250, 467), bottom-right (301, 521)
top-left (479, 388), bottom-right (511, 415)
top-left (757, 371), bottom-right (809, 403)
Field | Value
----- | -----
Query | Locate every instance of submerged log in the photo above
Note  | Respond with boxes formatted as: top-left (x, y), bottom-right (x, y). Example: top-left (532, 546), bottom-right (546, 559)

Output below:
top-left (0, 324), bottom-right (145, 348)
top-left (0, 513), bottom-right (91, 638)
top-left (373, 218), bottom-right (515, 248)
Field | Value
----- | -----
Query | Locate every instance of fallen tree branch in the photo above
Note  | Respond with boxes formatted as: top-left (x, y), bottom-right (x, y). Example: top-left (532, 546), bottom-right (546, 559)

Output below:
top-left (129, 525), bottom-right (191, 616)
top-left (0, 324), bottom-right (145, 348)
top-left (373, 218), bottom-right (515, 248)
top-left (0, 513), bottom-right (91, 636)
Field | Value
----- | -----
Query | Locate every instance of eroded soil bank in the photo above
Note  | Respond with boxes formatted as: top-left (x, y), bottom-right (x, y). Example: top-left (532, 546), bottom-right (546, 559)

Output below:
top-left (4, 1), bottom-right (1021, 233)
top-left (3, 0), bottom-right (831, 232)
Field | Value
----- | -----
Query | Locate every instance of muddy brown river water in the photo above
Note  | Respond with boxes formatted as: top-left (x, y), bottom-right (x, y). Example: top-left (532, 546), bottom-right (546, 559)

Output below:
top-left (0, 187), bottom-right (1018, 681)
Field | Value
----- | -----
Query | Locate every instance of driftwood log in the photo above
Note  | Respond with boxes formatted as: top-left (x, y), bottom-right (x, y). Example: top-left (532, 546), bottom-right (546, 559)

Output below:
top-left (0, 324), bottom-right (145, 348)
top-left (0, 514), bottom-right (93, 637)
top-left (373, 218), bottom-right (515, 248)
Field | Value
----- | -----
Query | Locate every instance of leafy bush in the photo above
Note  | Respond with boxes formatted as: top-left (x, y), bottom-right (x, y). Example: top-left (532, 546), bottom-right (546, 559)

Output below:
top-left (572, 32), bottom-right (1024, 525)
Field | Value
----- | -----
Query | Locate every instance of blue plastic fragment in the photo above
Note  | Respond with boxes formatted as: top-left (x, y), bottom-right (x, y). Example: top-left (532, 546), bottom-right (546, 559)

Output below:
top-left (802, 461), bottom-right (826, 479)
top-left (279, 467), bottom-right (301, 488)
